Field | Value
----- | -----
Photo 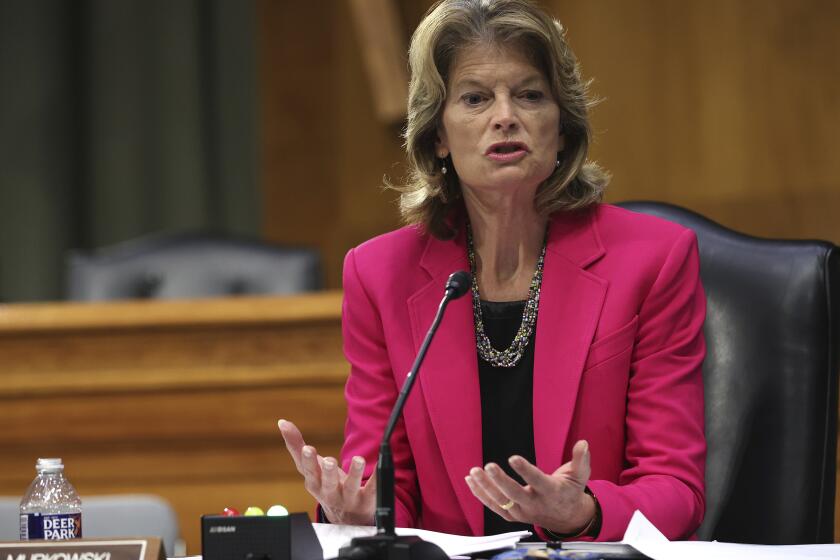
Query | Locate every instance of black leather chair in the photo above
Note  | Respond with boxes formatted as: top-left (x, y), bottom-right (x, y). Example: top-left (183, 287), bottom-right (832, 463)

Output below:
top-left (618, 201), bottom-right (839, 544)
top-left (65, 231), bottom-right (322, 301)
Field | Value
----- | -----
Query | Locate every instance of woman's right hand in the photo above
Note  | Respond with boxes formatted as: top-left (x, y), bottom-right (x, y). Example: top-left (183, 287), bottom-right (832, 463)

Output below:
top-left (277, 419), bottom-right (377, 525)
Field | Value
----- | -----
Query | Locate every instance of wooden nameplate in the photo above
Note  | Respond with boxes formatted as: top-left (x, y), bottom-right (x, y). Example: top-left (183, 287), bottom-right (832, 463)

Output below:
top-left (0, 537), bottom-right (165, 560)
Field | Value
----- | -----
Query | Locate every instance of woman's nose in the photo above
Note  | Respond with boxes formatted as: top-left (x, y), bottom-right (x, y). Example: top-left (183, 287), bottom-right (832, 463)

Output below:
top-left (492, 98), bottom-right (518, 131)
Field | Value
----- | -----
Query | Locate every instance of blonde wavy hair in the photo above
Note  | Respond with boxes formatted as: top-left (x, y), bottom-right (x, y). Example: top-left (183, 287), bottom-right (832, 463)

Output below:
top-left (397, 0), bottom-right (609, 239)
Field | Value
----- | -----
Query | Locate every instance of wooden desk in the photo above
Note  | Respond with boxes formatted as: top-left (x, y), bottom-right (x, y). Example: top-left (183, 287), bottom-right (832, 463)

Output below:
top-left (0, 292), bottom-right (346, 554)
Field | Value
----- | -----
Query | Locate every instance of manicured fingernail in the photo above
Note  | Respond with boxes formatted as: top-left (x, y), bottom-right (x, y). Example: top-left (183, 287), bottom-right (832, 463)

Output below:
top-left (302, 447), bottom-right (313, 458)
top-left (470, 467), bottom-right (481, 476)
top-left (352, 457), bottom-right (364, 469)
top-left (464, 476), bottom-right (472, 485)
top-left (277, 419), bottom-right (286, 429)
top-left (324, 459), bottom-right (335, 470)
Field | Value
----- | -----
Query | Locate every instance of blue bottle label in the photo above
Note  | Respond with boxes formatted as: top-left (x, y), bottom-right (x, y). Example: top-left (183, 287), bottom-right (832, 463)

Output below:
top-left (20, 512), bottom-right (82, 540)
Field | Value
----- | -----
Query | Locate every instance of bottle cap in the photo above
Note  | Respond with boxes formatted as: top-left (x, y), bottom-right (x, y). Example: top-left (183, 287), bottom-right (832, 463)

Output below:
top-left (35, 458), bottom-right (64, 473)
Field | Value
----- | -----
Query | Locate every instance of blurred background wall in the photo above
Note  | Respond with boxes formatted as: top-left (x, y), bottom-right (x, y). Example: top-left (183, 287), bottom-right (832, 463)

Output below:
top-left (1, 0), bottom-right (838, 301)
top-left (260, 0), bottom-right (840, 290)
top-left (0, 0), bottom-right (259, 302)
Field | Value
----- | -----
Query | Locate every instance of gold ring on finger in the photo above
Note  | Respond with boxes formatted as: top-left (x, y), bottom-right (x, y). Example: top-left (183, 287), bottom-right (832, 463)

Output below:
top-left (499, 499), bottom-right (515, 511)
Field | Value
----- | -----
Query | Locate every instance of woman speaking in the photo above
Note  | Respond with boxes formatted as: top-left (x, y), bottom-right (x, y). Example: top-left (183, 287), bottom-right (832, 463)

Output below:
top-left (279, 0), bottom-right (705, 542)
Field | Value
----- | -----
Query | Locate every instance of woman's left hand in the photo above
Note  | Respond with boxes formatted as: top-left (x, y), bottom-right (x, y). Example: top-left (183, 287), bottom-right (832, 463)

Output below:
top-left (465, 440), bottom-right (596, 535)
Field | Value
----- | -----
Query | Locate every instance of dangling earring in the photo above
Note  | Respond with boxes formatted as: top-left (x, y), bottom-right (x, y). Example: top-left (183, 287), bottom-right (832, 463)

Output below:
top-left (440, 158), bottom-right (448, 175)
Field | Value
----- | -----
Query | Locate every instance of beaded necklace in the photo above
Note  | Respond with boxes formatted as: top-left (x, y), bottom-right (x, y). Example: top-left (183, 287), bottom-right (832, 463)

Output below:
top-left (466, 222), bottom-right (547, 368)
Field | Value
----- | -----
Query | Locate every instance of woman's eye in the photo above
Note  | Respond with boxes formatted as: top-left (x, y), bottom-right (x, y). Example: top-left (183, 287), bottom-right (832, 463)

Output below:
top-left (462, 93), bottom-right (485, 106)
top-left (521, 90), bottom-right (544, 101)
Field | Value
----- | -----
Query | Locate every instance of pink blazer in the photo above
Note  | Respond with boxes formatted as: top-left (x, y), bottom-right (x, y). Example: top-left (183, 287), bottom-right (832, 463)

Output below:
top-left (339, 204), bottom-right (706, 541)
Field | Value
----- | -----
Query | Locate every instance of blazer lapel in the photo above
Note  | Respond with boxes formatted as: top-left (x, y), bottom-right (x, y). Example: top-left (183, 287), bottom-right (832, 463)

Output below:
top-left (533, 210), bottom-right (608, 473)
top-left (408, 229), bottom-right (484, 535)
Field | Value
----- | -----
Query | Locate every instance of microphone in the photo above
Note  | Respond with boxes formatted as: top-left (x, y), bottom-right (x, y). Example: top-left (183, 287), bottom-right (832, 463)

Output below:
top-left (338, 271), bottom-right (471, 560)
top-left (445, 270), bottom-right (471, 299)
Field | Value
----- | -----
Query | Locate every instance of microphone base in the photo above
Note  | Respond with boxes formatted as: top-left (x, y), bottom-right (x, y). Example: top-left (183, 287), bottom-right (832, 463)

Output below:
top-left (337, 533), bottom-right (449, 560)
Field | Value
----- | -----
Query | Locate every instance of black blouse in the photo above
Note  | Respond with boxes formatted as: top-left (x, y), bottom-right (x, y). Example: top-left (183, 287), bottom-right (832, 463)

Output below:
top-left (478, 300), bottom-right (538, 536)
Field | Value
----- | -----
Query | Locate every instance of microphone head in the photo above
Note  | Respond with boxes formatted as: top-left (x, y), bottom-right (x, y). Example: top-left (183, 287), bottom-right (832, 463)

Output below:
top-left (445, 271), bottom-right (471, 299)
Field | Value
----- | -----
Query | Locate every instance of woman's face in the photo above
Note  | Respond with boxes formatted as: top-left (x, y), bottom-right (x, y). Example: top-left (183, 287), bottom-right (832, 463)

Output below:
top-left (437, 44), bottom-right (562, 199)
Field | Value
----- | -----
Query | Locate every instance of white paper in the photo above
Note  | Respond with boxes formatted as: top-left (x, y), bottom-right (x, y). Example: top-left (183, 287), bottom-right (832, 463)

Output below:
top-left (312, 523), bottom-right (530, 559)
top-left (621, 510), bottom-right (840, 560)
top-left (311, 523), bottom-right (376, 559)
top-left (622, 509), bottom-right (669, 544)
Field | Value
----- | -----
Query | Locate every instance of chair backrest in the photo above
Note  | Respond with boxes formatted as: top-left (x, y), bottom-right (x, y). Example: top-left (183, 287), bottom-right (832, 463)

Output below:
top-left (0, 494), bottom-right (180, 555)
top-left (66, 231), bottom-right (322, 301)
top-left (618, 201), bottom-right (839, 544)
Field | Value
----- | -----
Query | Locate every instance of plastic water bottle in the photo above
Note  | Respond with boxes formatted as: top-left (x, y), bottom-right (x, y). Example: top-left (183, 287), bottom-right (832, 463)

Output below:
top-left (19, 458), bottom-right (83, 540)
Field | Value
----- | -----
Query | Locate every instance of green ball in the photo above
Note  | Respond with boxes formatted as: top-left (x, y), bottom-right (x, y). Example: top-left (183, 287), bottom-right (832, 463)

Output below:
top-left (244, 506), bottom-right (264, 516)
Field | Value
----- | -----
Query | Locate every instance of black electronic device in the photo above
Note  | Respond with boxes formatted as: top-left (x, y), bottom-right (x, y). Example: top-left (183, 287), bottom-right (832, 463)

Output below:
top-left (337, 271), bottom-right (471, 560)
top-left (201, 512), bottom-right (322, 560)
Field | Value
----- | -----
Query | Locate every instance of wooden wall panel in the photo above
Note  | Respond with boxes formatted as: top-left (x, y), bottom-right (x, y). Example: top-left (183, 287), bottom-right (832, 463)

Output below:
top-left (548, 0), bottom-right (840, 243)
top-left (259, 0), bottom-right (839, 289)
top-left (257, 0), bottom-right (407, 290)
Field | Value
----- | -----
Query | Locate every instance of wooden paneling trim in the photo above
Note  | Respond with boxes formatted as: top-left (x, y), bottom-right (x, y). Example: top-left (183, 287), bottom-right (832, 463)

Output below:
top-left (0, 363), bottom-right (348, 398)
top-left (0, 291), bottom-right (343, 332)
top-left (347, 0), bottom-right (408, 122)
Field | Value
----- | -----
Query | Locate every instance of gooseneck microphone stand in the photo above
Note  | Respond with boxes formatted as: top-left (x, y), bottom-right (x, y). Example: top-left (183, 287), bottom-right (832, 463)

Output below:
top-left (338, 271), bottom-right (471, 560)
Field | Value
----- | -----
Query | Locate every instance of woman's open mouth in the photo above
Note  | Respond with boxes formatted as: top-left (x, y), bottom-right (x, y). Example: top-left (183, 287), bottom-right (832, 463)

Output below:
top-left (485, 141), bottom-right (528, 162)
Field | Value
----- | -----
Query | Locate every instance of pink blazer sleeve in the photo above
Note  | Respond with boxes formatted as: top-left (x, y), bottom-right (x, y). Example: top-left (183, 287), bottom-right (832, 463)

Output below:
top-left (587, 228), bottom-right (707, 541)
top-left (339, 247), bottom-right (420, 527)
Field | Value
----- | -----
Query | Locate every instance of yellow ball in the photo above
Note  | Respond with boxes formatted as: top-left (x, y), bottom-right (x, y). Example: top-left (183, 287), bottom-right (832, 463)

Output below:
top-left (244, 506), bottom-right (264, 516)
